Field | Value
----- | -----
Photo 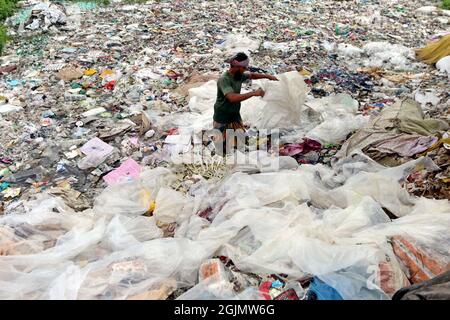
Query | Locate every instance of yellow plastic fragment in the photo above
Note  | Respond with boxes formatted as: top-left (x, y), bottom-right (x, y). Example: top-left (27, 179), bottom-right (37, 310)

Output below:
top-left (84, 68), bottom-right (97, 76)
top-left (100, 69), bottom-right (114, 78)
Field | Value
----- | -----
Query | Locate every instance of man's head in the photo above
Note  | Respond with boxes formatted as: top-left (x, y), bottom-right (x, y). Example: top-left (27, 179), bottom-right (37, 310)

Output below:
top-left (229, 52), bottom-right (249, 80)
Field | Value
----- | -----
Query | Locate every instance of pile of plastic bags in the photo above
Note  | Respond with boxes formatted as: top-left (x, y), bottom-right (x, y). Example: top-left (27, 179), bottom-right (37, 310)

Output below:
top-left (1, 145), bottom-right (449, 299)
top-left (1, 0), bottom-right (449, 301)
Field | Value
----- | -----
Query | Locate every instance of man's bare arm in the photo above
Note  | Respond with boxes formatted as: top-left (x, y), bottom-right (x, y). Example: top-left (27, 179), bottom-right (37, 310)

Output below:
top-left (249, 73), bottom-right (278, 81)
top-left (225, 88), bottom-right (265, 104)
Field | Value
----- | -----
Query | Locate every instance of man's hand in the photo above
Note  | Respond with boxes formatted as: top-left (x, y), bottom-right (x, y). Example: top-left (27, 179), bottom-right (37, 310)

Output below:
top-left (254, 88), bottom-right (265, 97)
top-left (267, 75), bottom-right (278, 81)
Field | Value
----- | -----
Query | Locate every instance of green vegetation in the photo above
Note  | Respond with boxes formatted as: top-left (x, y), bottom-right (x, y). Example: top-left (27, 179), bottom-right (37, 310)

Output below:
top-left (442, 0), bottom-right (450, 10)
top-left (0, 0), bottom-right (17, 21)
top-left (0, 0), bottom-right (18, 54)
top-left (0, 25), bottom-right (8, 53)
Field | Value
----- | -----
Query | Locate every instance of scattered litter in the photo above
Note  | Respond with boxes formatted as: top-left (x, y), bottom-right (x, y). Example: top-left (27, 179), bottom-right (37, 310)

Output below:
top-left (103, 158), bottom-right (141, 186)
top-left (0, 0), bottom-right (449, 301)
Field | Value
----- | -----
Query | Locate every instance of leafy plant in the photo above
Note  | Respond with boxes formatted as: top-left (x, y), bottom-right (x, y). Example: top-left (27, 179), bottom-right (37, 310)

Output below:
top-left (0, 0), bottom-right (18, 54)
top-left (442, 0), bottom-right (450, 10)
top-left (0, 25), bottom-right (8, 53)
top-left (0, 0), bottom-right (17, 21)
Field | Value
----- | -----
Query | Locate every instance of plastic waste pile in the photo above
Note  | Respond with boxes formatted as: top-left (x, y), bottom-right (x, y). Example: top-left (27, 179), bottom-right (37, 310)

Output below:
top-left (0, 0), bottom-right (449, 300)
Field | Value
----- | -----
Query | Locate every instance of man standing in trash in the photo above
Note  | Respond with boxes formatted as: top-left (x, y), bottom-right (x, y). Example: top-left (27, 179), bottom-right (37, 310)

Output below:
top-left (212, 52), bottom-right (278, 155)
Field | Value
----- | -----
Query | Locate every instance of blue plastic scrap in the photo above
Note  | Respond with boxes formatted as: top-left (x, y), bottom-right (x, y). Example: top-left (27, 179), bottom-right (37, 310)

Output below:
top-left (307, 277), bottom-right (344, 300)
top-left (7, 80), bottom-right (20, 87)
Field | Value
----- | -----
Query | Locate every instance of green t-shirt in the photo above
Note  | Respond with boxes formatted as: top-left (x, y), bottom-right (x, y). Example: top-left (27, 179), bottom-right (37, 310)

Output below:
top-left (213, 71), bottom-right (249, 124)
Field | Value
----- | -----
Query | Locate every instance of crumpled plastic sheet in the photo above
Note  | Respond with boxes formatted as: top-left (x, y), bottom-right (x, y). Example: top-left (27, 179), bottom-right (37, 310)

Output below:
top-left (366, 134), bottom-right (438, 157)
top-left (337, 43), bottom-right (363, 57)
top-left (361, 42), bottom-right (415, 70)
top-left (305, 93), bottom-right (369, 144)
top-left (324, 40), bottom-right (417, 70)
top-left (2, 152), bottom-right (449, 299)
top-left (25, 2), bottom-right (67, 31)
top-left (218, 34), bottom-right (260, 56)
top-left (414, 90), bottom-right (441, 107)
top-left (0, 177), bottom-right (218, 299)
top-left (179, 155), bottom-right (448, 299)
top-left (436, 56), bottom-right (450, 79)
top-left (336, 98), bottom-right (449, 159)
top-left (251, 71), bottom-right (309, 130)
top-left (263, 41), bottom-right (291, 52)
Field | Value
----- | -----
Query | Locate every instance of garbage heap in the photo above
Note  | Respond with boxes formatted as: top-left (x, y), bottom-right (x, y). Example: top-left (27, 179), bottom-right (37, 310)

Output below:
top-left (0, 0), bottom-right (449, 299)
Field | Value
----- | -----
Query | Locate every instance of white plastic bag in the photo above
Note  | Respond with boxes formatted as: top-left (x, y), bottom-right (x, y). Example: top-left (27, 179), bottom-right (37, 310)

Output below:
top-left (436, 56), bottom-right (450, 79)
top-left (251, 71), bottom-right (308, 129)
top-left (219, 34), bottom-right (260, 55)
top-left (153, 187), bottom-right (194, 224)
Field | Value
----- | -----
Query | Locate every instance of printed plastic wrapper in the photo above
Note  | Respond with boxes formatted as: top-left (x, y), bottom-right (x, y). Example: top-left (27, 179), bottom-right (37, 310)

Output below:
top-left (103, 158), bottom-right (142, 186)
top-left (391, 235), bottom-right (450, 284)
top-left (198, 259), bottom-right (229, 283)
top-left (176, 276), bottom-right (237, 300)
